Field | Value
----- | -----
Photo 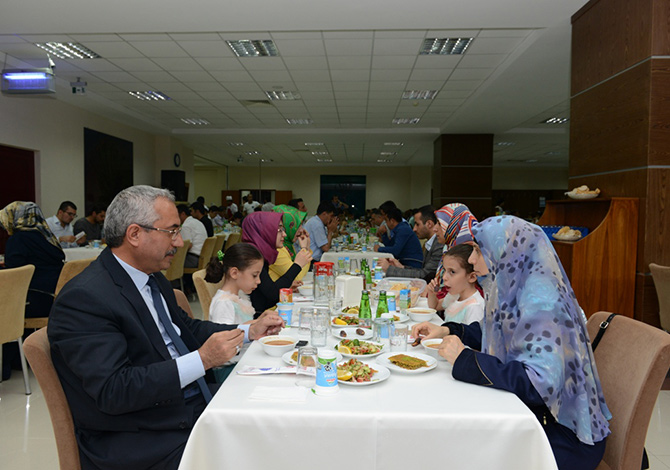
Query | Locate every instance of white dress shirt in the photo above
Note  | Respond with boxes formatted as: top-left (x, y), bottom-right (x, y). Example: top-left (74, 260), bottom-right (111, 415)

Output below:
top-left (181, 215), bottom-right (207, 256)
top-left (46, 215), bottom-right (77, 248)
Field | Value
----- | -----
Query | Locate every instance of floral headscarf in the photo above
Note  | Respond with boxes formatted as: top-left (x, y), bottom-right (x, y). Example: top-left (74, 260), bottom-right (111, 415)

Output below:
top-left (472, 216), bottom-right (611, 445)
top-left (0, 201), bottom-right (61, 250)
top-left (241, 211), bottom-right (283, 265)
top-left (272, 204), bottom-right (307, 259)
top-left (434, 203), bottom-right (477, 289)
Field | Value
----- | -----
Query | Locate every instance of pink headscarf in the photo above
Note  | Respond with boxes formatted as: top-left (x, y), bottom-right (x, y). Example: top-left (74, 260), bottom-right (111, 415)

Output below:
top-left (241, 212), bottom-right (282, 265)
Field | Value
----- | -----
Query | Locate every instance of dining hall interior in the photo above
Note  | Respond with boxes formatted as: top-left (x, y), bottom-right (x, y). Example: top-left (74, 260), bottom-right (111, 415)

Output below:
top-left (1, 0), bottom-right (670, 468)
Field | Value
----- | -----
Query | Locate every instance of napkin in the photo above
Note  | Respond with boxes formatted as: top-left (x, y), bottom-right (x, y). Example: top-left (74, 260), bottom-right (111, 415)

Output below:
top-left (249, 386), bottom-right (307, 402)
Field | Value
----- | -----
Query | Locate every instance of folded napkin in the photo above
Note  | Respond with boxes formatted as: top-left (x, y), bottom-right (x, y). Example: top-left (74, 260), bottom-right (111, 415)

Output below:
top-left (249, 386), bottom-right (307, 403)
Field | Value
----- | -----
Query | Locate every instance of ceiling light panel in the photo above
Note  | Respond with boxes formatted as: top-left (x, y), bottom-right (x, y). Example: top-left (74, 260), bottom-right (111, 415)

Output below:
top-left (384, 142), bottom-right (404, 146)
top-left (311, 151), bottom-right (329, 156)
top-left (265, 90), bottom-right (301, 100)
top-left (128, 91), bottom-right (171, 101)
top-left (34, 42), bottom-right (101, 59)
top-left (304, 142), bottom-right (324, 146)
top-left (226, 40), bottom-right (279, 57)
top-left (286, 118), bottom-right (313, 125)
top-left (541, 117), bottom-right (569, 124)
top-left (392, 118), bottom-right (420, 125)
top-left (180, 118), bottom-right (210, 125)
top-left (420, 38), bottom-right (473, 55)
top-left (402, 90), bottom-right (438, 100)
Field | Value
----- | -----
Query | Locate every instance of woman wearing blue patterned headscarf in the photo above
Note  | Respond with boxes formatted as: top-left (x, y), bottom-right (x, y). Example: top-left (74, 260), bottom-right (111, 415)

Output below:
top-left (412, 216), bottom-right (610, 470)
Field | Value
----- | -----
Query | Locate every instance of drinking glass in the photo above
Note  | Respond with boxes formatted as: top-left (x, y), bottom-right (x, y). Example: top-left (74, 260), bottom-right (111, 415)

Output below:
top-left (390, 323), bottom-right (408, 352)
top-left (295, 346), bottom-right (318, 387)
top-left (298, 307), bottom-right (315, 336)
top-left (310, 308), bottom-right (329, 347)
top-left (372, 318), bottom-right (392, 348)
top-left (350, 258), bottom-right (359, 274)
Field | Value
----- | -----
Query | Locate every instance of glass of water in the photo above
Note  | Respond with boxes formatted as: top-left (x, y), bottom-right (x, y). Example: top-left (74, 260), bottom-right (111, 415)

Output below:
top-left (295, 346), bottom-right (318, 387)
top-left (298, 307), bottom-right (314, 336)
top-left (310, 308), bottom-right (330, 347)
top-left (390, 323), bottom-right (409, 352)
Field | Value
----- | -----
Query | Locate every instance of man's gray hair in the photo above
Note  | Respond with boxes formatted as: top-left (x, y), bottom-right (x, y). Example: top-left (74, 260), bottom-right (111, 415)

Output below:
top-left (104, 185), bottom-right (175, 248)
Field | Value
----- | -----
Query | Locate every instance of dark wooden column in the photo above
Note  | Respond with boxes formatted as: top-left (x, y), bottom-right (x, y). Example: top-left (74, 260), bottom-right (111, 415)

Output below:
top-left (432, 134), bottom-right (493, 221)
top-left (570, 0), bottom-right (670, 325)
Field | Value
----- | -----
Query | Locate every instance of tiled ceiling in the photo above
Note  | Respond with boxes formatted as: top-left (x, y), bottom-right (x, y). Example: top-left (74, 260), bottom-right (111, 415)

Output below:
top-left (0, 0), bottom-right (584, 168)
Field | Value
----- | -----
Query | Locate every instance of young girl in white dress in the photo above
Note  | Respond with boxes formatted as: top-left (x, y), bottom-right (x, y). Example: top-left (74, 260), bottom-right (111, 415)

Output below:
top-left (427, 244), bottom-right (484, 325)
top-left (204, 242), bottom-right (265, 381)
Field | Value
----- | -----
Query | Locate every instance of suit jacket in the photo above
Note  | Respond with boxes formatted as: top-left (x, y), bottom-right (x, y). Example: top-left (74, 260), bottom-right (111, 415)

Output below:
top-left (48, 248), bottom-right (235, 469)
top-left (385, 236), bottom-right (444, 282)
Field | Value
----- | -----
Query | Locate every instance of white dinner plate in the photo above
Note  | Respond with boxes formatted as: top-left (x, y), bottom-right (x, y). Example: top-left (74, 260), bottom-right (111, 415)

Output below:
top-left (337, 360), bottom-right (390, 386)
top-left (387, 313), bottom-right (409, 323)
top-left (282, 349), bottom-right (343, 366)
top-left (565, 192), bottom-right (598, 200)
top-left (332, 327), bottom-right (372, 340)
top-left (376, 351), bottom-right (437, 374)
top-left (331, 315), bottom-right (363, 328)
top-left (335, 339), bottom-right (385, 359)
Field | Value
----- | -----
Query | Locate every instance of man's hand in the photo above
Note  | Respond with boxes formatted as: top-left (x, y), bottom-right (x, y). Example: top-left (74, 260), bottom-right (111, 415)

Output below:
top-left (376, 224), bottom-right (387, 236)
top-left (198, 329), bottom-right (244, 370)
top-left (373, 244), bottom-right (380, 252)
top-left (249, 312), bottom-right (284, 340)
top-left (76, 235), bottom-right (87, 245)
top-left (61, 235), bottom-right (76, 243)
top-left (327, 216), bottom-right (339, 234)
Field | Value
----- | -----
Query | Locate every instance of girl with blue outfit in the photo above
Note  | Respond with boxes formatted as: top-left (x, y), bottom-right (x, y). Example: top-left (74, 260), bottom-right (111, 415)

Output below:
top-left (413, 216), bottom-right (610, 470)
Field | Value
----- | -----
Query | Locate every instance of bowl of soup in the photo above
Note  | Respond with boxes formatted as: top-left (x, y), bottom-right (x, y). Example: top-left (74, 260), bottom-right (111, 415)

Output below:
top-left (259, 335), bottom-right (298, 357)
top-left (420, 338), bottom-right (446, 361)
top-left (407, 307), bottom-right (437, 323)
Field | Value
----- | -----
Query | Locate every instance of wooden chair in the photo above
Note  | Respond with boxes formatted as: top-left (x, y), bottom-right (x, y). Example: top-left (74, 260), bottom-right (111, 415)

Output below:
top-left (0, 264), bottom-right (35, 394)
top-left (224, 232), bottom-right (241, 251)
top-left (24, 258), bottom-right (95, 330)
top-left (212, 236), bottom-right (225, 256)
top-left (183, 236), bottom-right (217, 275)
top-left (192, 269), bottom-right (223, 321)
top-left (649, 263), bottom-right (670, 332)
top-left (162, 240), bottom-right (191, 291)
top-left (173, 289), bottom-right (194, 319)
top-left (24, 328), bottom-right (81, 470)
top-left (586, 311), bottom-right (670, 470)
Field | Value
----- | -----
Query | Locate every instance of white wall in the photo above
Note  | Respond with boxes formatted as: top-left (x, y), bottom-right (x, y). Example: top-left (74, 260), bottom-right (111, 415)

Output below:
top-left (194, 165), bottom-right (229, 206)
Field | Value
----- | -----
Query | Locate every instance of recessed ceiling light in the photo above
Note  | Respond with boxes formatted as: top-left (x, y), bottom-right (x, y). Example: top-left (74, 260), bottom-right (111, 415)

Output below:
top-left (265, 90), bottom-right (301, 100)
top-left (260, 158), bottom-right (273, 163)
top-left (420, 38), bottom-right (473, 55)
top-left (541, 117), bottom-right (569, 124)
top-left (311, 151), bottom-right (329, 156)
top-left (305, 142), bottom-right (324, 146)
top-left (286, 118), bottom-right (313, 125)
top-left (228, 142), bottom-right (245, 146)
top-left (180, 118), bottom-right (210, 125)
top-left (245, 151), bottom-right (260, 155)
top-left (226, 40), bottom-right (279, 57)
top-left (34, 42), bottom-right (101, 59)
top-left (377, 158), bottom-right (394, 163)
top-left (380, 151), bottom-right (396, 156)
top-left (317, 158), bottom-right (333, 163)
top-left (384, 142), bottom-right (403, 146)
top-left (392, 117), bottom-right (420, 125)
top-left (496, 142), bottom-right (515, 146)
top-left (402, 90), bottom-right (438, 100)
top-left (128, 91), bottom-right (171, 101)
top-left (545, 151), bottom-right (562, 156)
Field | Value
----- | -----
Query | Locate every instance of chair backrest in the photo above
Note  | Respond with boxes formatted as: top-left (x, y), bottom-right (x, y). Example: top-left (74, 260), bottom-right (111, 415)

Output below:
top-left (192, 269), bottom-right (223, 321)
top-left (586, 311), bottom-right (670, 470)
top-left (173, 289), bottom-right (194, 318)
top-left (212, 236), bottom-right (225, 256)
top-left (55, 258), bottom-right (94, 296)
top-left (163, 240), bottom-right (191, 281)
top-left (198, 236), bottom-right (217, 270)
top-left (0, 264), bottom-right (35, 344)
top-left (23, 328), bottom-right (81, 470)
top-left (649, 263), bottom-right (670, 331)
top-left (224, 232), bottom-right (241, 251)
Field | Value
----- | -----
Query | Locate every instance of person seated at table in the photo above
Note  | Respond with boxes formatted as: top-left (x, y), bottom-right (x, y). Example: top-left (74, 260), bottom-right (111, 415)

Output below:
top-left (230, 211), bottom-right (243, 226)
top-left (1, 201), bottom-right (65, 380)
top-left (47, 200), bottom-right (86, 248)
top-left (270, 204), bottom-right (312, 282)
top-left (177, 204), bottom-right (207, 269)
top-left (380, 205), bottom-right (443, 282)
top-left (373, 208), bottom-right (422, 268)
top-left (376, 200), bottom-right (397, 241)
top-left (331, 195), bottom-right (349, 211)
top-left (48, 185), bottom-right (284, 470)
top-left (190, 201), bottom-right (213, 237)
top-left (209, 205), bottom-right (224, 228)
top-left (425, 244), bottom-right (483, 325)
top-left (288, 198), bottom-right (307, 213)
top-left (412, 216), bottom-right (610, 470)
top-left (242, 212), bottom-right (312, 315)
top-left (73, 204), bottom-right (106, 244)
top-left (303, 201), bottom-right (338, 262)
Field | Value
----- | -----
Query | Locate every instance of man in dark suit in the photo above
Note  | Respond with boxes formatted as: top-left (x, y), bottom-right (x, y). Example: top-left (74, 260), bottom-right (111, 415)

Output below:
top-left (48, 185), bottom-right (283, 470)
top-left (379, 205), bottom-right (444, 282)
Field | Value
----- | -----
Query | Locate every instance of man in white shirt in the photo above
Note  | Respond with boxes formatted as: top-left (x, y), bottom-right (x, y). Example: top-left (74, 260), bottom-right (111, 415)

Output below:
top-left (242, 194), bottom-right (260, 215)
top-left (46, 200), bottom-right (87, 248)
top-left (177, 204), bottom-right (207, 268)
top-left (224, 196), bottom-right (238, 220)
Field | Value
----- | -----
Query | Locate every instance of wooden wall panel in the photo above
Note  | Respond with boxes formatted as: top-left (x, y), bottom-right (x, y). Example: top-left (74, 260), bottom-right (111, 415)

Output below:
top-left (635, 273), bottom-right (661, 326)
top-left (643, 168), bottom-right (670, 267)
top-left (570, 63), bottom-right (651, 176)
top-left (649, 59), bottom-right (670, 165)
top-left (572, 0), bottom-right (653, 94)
top-left (652, 0), bottom-right (670, 55)
top-left (437, 134), bottom-right (493, 165)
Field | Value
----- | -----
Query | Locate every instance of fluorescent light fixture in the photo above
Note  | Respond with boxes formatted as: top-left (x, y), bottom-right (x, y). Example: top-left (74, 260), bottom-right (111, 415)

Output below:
top-left (180, 118), bottom-right (210, 125)
top-left (228, 142), bottom-right (245, 146)
top-left (286, 118), bottom-right (313, 125)
top-left (317, 158), bottom-right (333, 163)
top-left (496, 142), bottom-right (515, 146)
top-left (384, 142), bottom-right (403, 146)
top-left (311, 151), bottom-right (329, 156)
top-left (305, 142), bottom-right (324, 146)
top-left (380, 151), bottom-right (396, 156)
top-left (420, 38), bottom-right (473, 55)
top-left (1, 68), bottom-right (55, 94)
top-left (260, 158), bottom-right (273, 163)
top-left (245, 151), bottom-right (260, 155)
top-left (545, 151), bottom-right (562, 156)
top-left (392, 118), bottom-right (420, 125)
top-left (377, 158), bottom-right (394, 163)
top-left (226, 40), bottom-right (279, 57)
top-left (402, 90), bottom-right (438, 100)
top-left (265, 90), bottom-right (301, 100)
top-left (541, 117), bottom-right (569, 124)
top-left (128, 91), bottom-right (171, 101)
top-left (34, 42), bottom-right (101, 59)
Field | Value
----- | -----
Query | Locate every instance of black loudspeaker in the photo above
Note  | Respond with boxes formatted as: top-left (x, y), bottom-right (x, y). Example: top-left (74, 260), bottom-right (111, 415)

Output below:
top-left (161, 170), bottom-right (187, 201)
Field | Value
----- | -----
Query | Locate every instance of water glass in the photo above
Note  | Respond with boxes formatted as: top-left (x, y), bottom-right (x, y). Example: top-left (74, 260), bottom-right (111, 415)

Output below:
top-left (298, 307), bottom-right (315, 336)
top-left (328, 297), bottom-right (343, 316)
top-left (310, 308), bottom-right (330, 347)
top-left (390, 323), bottom-right (408, 352)
top-left (295, 346), bottom-right (318, 387)
top-left (372, 318), bottom-right (392, 348)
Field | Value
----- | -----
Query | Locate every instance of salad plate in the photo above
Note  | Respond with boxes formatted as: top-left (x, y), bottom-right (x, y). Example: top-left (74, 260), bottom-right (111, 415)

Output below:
top-left (335, 339), bottom-right (384, 358)
top-left (337, 359), bottom-right (390, 386)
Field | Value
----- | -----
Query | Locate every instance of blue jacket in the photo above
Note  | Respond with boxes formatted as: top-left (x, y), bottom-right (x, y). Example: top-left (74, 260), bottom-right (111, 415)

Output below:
top-left (377, 221), bottom-right (423, 268)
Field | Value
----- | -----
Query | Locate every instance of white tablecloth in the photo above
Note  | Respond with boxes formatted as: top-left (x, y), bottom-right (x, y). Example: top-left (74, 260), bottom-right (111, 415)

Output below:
top-left (321, 250), bottom-right (394, 265)
top-left (63, 246), bottom-right (104, 262)
top-left (179, 324), bottom-right (557, 470)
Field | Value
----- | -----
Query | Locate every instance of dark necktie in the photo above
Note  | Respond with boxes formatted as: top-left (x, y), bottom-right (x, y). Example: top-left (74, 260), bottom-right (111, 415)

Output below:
top-left (147, 275), bottom-right (212, 403)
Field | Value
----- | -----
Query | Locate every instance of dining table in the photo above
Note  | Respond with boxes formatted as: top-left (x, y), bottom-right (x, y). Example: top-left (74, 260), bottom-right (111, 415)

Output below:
top-left (63, 246), bottom-right (104, 262)
top-left (178, 313), bottom-right (558, 470)
top-left (321, 250), bottom-right (394, 265)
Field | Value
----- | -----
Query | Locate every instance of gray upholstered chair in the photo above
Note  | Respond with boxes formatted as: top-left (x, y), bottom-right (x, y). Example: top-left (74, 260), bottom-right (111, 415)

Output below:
top-left (649, 263), bottom-right (670, 332)
top-left (192, 269), bottom-right (223, 321)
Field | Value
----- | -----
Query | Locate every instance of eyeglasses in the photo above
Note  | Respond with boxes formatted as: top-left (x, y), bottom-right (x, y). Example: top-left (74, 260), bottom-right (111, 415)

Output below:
top-left (64, 211), bottom-right (77, 219)
top-left (138, 224), bottom-right (182, 240)
top-left (278, 226), bottom-right (286, 233)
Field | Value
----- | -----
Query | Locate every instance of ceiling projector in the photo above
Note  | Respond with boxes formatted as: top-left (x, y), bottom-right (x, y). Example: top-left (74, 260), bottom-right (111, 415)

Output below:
top-left (1, 68), bottom-right (56, 95)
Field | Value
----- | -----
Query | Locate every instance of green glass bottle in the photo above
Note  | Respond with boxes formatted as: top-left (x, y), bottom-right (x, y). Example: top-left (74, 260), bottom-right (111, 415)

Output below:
top-left (376, 290), bottom-right (389, 318)
top-left (358, 290), bottom-right (372, 327)
top-left (365, 264), bottom-right (373, 288)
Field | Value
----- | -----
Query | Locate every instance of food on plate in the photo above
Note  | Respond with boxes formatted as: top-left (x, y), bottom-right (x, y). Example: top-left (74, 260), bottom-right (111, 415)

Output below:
top-left (337, 358), bottom-right (377, 382)
top-left (340, 328), bottom-right (367, 338)
top-left (339, 330), bottom-right (348, 338)
top-left (290, 351), bottom-right (315, 367)
top-left (388, 354), bottom-right (429, 370)
top-left (337, 345), bottom-right (353, 355)
top-left (265, 340), bottom-right (294, 346)
top-left (333, 315), bottom-right (360, 326)
top-left (554, 226), bottom-right (582, 239)
top-left (388, 282), bottom-right (420, 293)
top-left (342, 306), bottom-right (360, 315)
top-left (569, 185), bottom-right (600, 195)
top-left (355, 328), bottom-right (366, 336)
top-left (337, 339), bottom-right (382, 356)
